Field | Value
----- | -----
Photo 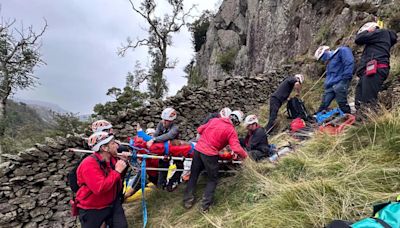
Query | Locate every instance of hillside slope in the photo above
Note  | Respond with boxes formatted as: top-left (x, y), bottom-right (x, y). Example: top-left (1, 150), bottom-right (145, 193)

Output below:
top-left (126, 108), bottom-right (400, 227)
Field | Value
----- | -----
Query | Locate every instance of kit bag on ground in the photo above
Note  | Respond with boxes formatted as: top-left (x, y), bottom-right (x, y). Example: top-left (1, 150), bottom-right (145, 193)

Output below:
top-left (326, 197), bottom-right (400, 228)
top-left (287, 97), bottom-right (310, 120)
top-left (315, 108), bottom-right (344, 125)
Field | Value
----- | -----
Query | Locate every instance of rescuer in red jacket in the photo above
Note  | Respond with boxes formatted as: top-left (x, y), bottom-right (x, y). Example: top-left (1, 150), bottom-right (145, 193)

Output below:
top-left (76, 132), bottom-right (128, 228)
top-left (183, 110), bottom-right (248, 212)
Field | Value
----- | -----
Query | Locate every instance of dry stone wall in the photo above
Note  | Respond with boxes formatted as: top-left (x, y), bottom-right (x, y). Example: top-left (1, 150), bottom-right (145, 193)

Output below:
top-left (0, 135), bottom-right (85, 228)
top-left (0, 73), bottom-right (290, 227)
top-left (109, 72), bottom-right (292, 141)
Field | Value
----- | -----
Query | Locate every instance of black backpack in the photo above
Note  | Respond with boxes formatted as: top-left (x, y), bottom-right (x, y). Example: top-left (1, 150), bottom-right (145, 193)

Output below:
top-left (67, 154), bottom-right (103, 193)
top-left (287, 97), bottom-right (310, 120)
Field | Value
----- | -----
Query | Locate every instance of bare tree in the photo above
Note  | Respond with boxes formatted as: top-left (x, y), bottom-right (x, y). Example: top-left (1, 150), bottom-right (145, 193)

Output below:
top-left (0, 17), bottom-right (47, 161)
top-left (119, 0), bottom-right (195, 99)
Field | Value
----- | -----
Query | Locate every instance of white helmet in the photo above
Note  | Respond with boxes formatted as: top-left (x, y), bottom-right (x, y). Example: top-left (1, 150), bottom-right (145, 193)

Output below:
top-left (87, 132), bottom-right (114, 152)
top-left (219, 107), bottom-right (232, 118)
top-left (357, 22), bottom-right (379, 34)
top-left (314, 46), bottom-right (330, 60)
top-left (161, 107), bottom-right (177, 121)
top-left (294, 74), bottom-right (304, 84)
top-left (146, 128), bottom-right (155, 135)
top-left (91, 120), bottom-right (113, 133)
top-left (230, 110), bottom-right (244, 126)
top-left (244, 114), bottom-right (259, 127)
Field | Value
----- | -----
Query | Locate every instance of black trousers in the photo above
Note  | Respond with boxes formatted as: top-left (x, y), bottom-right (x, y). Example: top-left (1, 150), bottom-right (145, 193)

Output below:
top-left (183, 150), bottom-right (219, 208)
top-left (355, 68), bottom-right (389, 111)
top-left (78, 199), bottom-right (127, 228)
top-left (158, 160), bottom-right (183, 189)
top-left (265, 96), bottom-right (283, 134)
top-left (248, 150), bottom-right (268, 161)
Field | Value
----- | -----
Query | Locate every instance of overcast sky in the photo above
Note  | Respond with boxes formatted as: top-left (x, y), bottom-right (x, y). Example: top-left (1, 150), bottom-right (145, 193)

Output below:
top-left (1, 0), bottom-right (220, 114)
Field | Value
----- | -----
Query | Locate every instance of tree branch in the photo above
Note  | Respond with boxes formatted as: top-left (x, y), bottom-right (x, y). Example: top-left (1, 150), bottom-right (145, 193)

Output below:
top-left (118, 38), bottom-right (150, 56)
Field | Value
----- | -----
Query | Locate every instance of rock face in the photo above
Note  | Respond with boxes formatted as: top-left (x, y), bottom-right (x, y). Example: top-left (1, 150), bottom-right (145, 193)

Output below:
top-left (196, 0), bottom-right (397, 87)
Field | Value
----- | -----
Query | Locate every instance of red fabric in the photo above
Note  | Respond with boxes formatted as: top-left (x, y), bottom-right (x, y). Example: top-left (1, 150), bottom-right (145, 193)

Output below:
top-left (134, 136), bottom-right (194, 158)
top-left (290, 118), bottom-right (306, 133)
top-left (319, 114), bottom-right (355, 135)
top-left (377, 63), bottom-right (389, 68)
top-left (145, 159), bottom-right (159, 177)
top-left (76, 153), bottom-right (122, 210)
top-left (219, 150), bottom-right (233, 160)
top-left (196, 118), bottom-right (247, 159)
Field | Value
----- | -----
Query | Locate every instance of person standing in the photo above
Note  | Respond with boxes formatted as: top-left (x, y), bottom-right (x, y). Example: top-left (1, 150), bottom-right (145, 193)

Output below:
top-left (265, 74), bottom-right (304, 134)
top-left (183, 111), bottom-right (248, 212)
top-left (354, 22), bottom-right (397, 114)
top-left (314, 45), bottom-right (354, 114)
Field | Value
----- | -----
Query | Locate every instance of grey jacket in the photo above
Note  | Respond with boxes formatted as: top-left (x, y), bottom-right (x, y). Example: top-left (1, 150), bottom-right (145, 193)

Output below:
top-left (153, 121), bottom-right (180, 142)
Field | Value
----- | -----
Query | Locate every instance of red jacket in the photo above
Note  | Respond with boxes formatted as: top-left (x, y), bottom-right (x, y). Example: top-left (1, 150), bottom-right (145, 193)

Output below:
top-left (76, 152), bottom-right (122, 210)
top-left (196, 118), bottom-right (248, 159)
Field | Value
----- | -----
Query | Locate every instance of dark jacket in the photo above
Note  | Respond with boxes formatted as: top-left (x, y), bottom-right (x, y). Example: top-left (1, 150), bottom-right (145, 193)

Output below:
top-left (153, 121), bottom-right (179, 142)
top-left (271, 76), bottom-right (300, 102)
top-left (325, 47), bottom-right (354, 88)
top-left (242, 126), bottom-right (270, 154)
top-left (355, 29), bottom-right (397, 76)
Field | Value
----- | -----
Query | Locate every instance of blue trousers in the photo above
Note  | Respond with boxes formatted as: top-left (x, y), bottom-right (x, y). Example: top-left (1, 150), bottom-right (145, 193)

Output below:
top-left (318, 80), bottom-right (351, 114)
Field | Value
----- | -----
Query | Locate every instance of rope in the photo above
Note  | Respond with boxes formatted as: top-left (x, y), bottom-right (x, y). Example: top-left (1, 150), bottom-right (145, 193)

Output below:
top-left (301, 71), bottom-right (326, 100)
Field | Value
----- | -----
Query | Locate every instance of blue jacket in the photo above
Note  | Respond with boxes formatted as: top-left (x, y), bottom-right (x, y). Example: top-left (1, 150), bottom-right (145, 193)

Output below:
top-left (325, 46), bottom-right (354, 89)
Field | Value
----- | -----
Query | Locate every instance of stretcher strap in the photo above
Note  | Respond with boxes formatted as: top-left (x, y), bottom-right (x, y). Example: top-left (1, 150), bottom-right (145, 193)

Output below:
top-left (141, 155), bottom-right (148, 228)
top-left (189, 143), bottom-right (195, 155)
top-left (164, 141), bottom-right (169, 155)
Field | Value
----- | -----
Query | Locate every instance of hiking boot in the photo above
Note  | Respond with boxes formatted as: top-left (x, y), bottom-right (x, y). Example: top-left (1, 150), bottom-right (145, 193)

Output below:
top-left (183, 198), bottom-right (195, 209)
top-left (166, 181), bottom-right (179, 192)
top-left (200, 205), bottom-right (210, 213)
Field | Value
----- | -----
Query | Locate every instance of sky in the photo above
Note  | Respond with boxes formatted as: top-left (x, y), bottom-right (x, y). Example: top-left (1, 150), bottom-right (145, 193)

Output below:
top-left (1, 0), bottom-right (220, 114)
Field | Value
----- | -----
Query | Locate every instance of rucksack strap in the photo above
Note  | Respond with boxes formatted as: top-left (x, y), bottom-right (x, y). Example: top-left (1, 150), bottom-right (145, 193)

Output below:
top-left (371, 218), bottom-right (391, 228)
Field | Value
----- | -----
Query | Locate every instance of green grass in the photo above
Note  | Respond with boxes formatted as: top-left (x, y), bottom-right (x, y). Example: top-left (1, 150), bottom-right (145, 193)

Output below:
top-left (125, 108), bottom-right (400, 228)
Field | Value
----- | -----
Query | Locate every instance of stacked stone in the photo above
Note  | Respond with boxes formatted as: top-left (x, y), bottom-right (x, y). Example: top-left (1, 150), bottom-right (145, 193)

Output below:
top-left (109, 73), bottom-right (288, 141)
top-left (0, 135), bottom-right (85, 228)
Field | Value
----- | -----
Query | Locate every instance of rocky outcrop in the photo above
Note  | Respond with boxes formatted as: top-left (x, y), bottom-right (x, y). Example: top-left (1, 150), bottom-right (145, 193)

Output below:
top-left (196, 0), bottom-right (398, 87)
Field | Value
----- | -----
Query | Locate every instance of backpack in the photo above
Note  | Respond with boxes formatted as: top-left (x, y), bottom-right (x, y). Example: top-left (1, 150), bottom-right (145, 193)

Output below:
top-left (67, 154), bottom-right (103, 193)
top-left (326, 198), bottom-right (400, 228)
top-left (287, 97), bottom-right (310, 120)
top-left (315, 108), bottom-right (344, 125)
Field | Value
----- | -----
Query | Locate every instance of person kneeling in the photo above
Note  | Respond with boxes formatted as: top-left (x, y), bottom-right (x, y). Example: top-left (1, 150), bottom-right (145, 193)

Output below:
top-left (241, 115), bottom-right (273, 161)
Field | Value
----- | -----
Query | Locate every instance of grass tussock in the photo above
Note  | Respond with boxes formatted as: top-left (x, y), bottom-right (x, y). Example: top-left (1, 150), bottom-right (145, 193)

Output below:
top-left (125, 108), bottom-right (400, 228)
